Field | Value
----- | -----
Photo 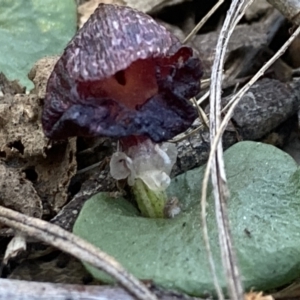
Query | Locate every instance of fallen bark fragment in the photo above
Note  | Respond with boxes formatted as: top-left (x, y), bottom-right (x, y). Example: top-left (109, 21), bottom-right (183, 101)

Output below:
top-left (267, 0), bottom-right (300, 25)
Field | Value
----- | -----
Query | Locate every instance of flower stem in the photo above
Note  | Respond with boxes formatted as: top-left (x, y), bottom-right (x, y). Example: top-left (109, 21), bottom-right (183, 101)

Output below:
top-left (132, 178), bottom-right (167, 218)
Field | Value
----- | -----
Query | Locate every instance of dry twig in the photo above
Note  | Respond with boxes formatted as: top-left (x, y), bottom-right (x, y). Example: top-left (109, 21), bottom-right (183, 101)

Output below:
top-left (0, 278), bottom-right (200, 300)
top-left (0, 205), bottom-right (157, 300)
top-left (202, 1), bottom-right (253, 300)
top-left (202, 5), bottom-right (300, 300)
top-left (183, 0), bottom-right (225, 43)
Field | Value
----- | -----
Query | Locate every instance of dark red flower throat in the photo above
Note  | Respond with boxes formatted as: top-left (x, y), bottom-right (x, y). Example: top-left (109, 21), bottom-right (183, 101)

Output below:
top-left (42, 4), bottom-right (203, 143)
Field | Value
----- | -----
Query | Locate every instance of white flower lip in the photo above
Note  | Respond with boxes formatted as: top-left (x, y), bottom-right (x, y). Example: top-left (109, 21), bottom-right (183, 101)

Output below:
top-left (110, 139), bottom-right (177, 191)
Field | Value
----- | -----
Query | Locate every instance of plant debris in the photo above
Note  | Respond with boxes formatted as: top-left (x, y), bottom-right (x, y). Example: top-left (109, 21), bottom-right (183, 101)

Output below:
top-left (0, 72), bottom-right (77, 220)
top-left (1, 0), bottom-right (300, 299)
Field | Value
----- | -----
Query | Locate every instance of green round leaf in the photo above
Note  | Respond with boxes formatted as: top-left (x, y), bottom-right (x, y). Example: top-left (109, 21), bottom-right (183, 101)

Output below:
top-left (0, 0), bottom-right (77, 89)
top-left (73, 141), bottom-right (300, 296)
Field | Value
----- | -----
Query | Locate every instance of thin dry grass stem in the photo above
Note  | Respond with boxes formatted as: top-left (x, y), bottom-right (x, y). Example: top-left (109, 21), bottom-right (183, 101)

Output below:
top-left (0, 205), bottom-right (158, 300)
top-left (197, 90), bottom-right (210, 106)
top-left (172, 0), bottom-right (217, 147)
top-left (232, 82), bottom-right (240, 94)
top-left (173, 76), bottom-right (247, 143)
top-left (202, 12), bottom-right (300, 300)
top-left (199, 107), bottom-right (209, 129)
top-left (192, 97), bottom-right (209, 129)
top-left (202, 1), bottom-right (254, 300)
top-left (170, 125), bottom-right (204, 143)
top-left (201, 78), bottom-right (211, 89)
top-left (76, 161), bottom-right (102, 174)
top-left (192, 97), bottom-right (203, 119)
top-left (170, 91), bottom-right (210, 143)
top-left (183, 0), bottom-right (225, 44)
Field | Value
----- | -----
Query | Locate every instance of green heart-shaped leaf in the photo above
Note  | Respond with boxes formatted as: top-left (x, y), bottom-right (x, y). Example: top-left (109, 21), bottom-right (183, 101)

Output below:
top-left (0, 0), bottom-right (77, 89)
top-left (74, 141), bottom-right (300, 296)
